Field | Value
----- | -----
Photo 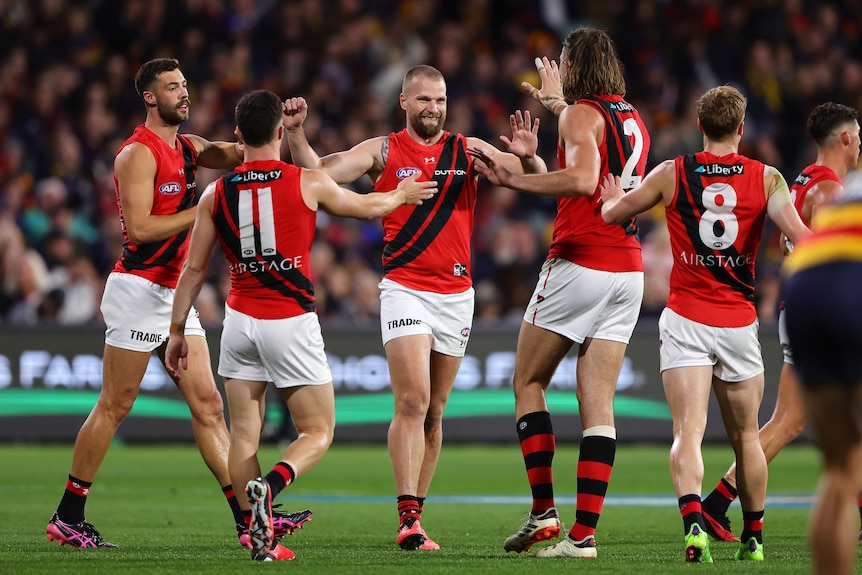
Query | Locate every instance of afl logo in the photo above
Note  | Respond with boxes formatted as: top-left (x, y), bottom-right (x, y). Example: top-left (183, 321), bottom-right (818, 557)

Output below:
top-left (159, 182), bottom-right (182, 195)
top-left (396, 167), bottom-right (422, 179)
top-left (461, 327), bottom-right (471, 338)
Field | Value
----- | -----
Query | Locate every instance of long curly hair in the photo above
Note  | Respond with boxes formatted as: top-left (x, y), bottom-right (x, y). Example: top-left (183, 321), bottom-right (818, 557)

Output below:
top-left (560, 27), bottom-right (626, 101)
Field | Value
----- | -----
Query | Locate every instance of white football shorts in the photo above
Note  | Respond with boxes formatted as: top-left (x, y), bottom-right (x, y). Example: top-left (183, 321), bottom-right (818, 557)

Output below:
top-left (378, 278), bottom-right (474, 357)
top-left (523, 258), bottom-right (643, 344)
top-left (218, 305), bottom-right (332, 388)
top-left (658, 307), bottom-right (764, 382)
top-left (777, 307), bottom-right (794, 365)
top-left (101, 272), bottom-right (204, 352)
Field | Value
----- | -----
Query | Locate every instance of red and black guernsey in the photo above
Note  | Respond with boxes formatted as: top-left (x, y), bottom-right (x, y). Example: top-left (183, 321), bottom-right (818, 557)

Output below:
top-left (548, 95), bottom-right (648, 273)
top-left (374, 130), bottom-right (477, 294)
top-left (790, 163), bottom-right (840, 227)
top-left (212, 159), bottom-right (316, 320)
top-left (112, 125), bottom-right (198, 288)
top-left (666, 152), bottom-right (767, 327)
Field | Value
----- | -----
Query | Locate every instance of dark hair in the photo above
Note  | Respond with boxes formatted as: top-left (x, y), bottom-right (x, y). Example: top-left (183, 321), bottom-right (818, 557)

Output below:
top-left (807, 102), bottom-right (859, 146)
top-left (560, 27), bottom-right (626, 100)
top-left (235, 90), bottom-right (283, 147)
top-left (696, 85), bottom-right (747, 141)
top-left (134, 58), bottom-right (180, 99)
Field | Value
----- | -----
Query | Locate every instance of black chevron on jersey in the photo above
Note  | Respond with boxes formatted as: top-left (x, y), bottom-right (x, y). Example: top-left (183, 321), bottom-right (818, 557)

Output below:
top-left (677, 154), bottom-right (755, 301)
top-left (383, 134), bottom-right (468, 274)
top-left (215, 176), bottom-right (315, 311)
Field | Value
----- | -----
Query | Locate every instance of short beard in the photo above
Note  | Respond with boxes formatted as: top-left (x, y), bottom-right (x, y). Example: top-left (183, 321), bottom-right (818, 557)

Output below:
top-left (156, 99), bottom-right (188, 126)
top-left (410, 114), bottom-right (444, 140)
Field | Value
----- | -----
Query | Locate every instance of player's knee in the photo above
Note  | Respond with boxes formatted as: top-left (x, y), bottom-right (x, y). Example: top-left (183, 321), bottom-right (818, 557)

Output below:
top-left (299, 425), bottom-right (334, 452)
top-left (97, 391), bottom-right (137, 422)
top-left (394, 392), bottom-right (431, 419)
top-left (188, 390), bottom-right (226, 423)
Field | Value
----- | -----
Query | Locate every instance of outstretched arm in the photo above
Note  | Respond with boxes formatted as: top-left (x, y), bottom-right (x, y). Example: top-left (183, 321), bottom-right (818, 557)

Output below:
top-left (283, 96), bottom-right (382, 184)
top-left (183, 134), bottom-right (242, 170)
top-left (303, 170), bottom-right (438, 220)
top-left (600, 160), bottom-right (674, 224)
top-left (468, 104), bottom-right (601, 197)
top-left (165, 184), bottom-right (219, 380)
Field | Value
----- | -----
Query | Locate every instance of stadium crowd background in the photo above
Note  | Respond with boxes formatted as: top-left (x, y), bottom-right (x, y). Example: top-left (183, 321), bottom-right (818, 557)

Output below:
top-left (1, 0), bottom-right (860, 330)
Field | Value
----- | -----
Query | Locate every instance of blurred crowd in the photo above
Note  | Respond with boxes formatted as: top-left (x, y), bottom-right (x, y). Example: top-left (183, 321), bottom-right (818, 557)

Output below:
top-left (1, 0), bottom-right (861, 329)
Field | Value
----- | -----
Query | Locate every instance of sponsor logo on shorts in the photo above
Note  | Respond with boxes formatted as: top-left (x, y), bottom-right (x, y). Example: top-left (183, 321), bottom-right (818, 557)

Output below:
top-left (461, 327), bottom-right (471, 338)
top-left (387, 318), bottom-right (422, 330)
top-left (396, 167), bottom-right (422, 179)
top-left (130, 330), bottom-right (163, 344)
top-left (159, 182), bottom-right (182, 195)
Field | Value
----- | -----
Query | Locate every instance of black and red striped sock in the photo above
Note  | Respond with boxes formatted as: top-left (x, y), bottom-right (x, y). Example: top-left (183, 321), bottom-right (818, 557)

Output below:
top-left (397, 495), bottom-right (421, 527)
top-left (703, 477), bottom-right (737, 515)
top-left (222, 484), bottom-right (245, 525)
top-left (740, 510), bottom-right (764, 544)
top-left (57, 475), bottom-right (91, 524)
top-left (417, 497), bottom-right (425, 520)
top-left (516, 411), bottom-right (556, 515)
top-left (264, 462), bottom-right (296, 499)
top-left (679, 494), bottom-right (705, 535)
top-left (569, 427), bottom-right (615, 541)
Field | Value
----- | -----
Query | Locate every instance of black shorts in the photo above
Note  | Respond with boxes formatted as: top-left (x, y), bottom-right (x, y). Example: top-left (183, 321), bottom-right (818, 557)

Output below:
top-left (783, 261), bottom-right (862, 387)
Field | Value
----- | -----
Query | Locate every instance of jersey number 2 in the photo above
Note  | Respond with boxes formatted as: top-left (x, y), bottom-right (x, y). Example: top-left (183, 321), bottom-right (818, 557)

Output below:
top-left (620, 118), bottom-right (645, 190)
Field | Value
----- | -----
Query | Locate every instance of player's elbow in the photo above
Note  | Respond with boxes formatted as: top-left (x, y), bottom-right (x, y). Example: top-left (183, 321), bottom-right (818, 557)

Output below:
top-left (125, 227), bottom-right (150, 246)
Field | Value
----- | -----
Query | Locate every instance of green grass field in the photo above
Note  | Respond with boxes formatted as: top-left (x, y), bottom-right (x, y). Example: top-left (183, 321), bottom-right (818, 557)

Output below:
top-left (0, 442), bottom-right (833, 574)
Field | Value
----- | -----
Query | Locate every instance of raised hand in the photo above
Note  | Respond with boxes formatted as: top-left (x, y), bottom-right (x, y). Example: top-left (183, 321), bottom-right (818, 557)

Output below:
top-left (397, 173), bottom-right (439, 205)
top-left (283, 97), bottom-right (308, 130)
top-left (499, 110), bottom-right (539, 159)
top-left (522, 57), bottom-right (566, 115)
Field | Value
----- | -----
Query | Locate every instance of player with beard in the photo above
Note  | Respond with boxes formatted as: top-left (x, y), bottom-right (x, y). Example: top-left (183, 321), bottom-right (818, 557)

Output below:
top-left (468, 27), bottom-right (649, 558)
top-left (46, 59), bottom-right (308, 549)
top-left (283, 64), bottom-right (547, 550)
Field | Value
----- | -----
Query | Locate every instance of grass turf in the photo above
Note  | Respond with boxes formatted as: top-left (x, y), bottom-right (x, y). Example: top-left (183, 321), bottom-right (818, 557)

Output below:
top-left (1, 442), bottom-right (828, 574)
